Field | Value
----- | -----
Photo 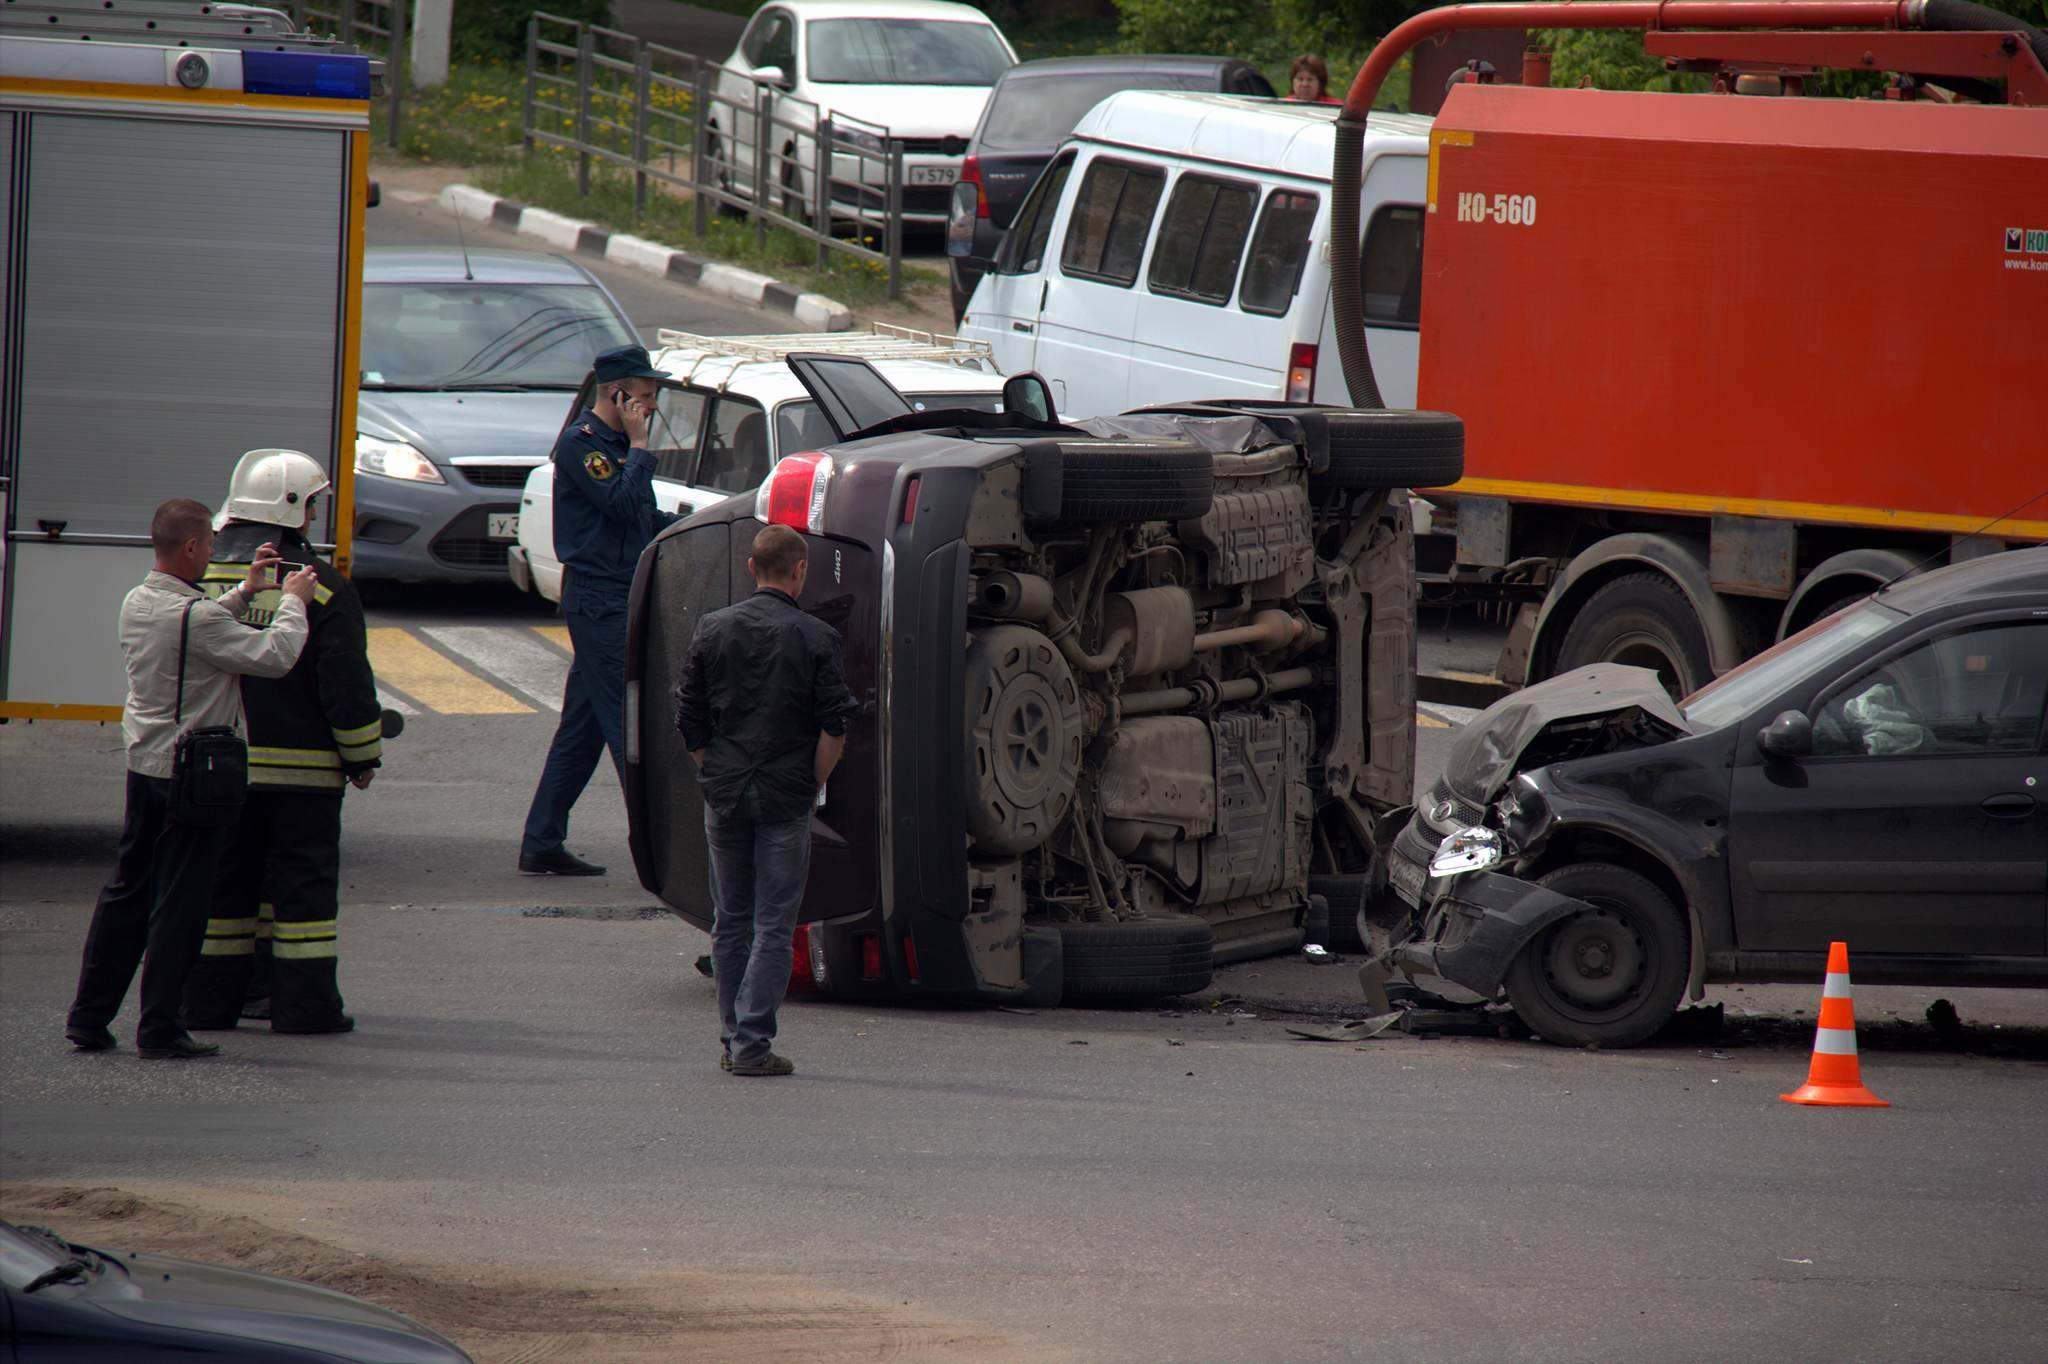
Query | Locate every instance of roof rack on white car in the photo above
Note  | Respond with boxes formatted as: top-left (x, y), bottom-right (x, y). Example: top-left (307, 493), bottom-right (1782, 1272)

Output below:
top-left (652, 323), bottom-right (994, 388)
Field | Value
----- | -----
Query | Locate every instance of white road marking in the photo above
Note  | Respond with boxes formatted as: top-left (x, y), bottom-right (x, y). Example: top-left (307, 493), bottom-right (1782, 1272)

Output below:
top-left (377, 688), bottom-right (420, 716)
top-left (422, 626), bottom-right (570, 712)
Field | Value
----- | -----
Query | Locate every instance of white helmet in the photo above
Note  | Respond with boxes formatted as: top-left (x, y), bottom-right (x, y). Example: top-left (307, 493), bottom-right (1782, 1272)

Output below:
top-left (218, 449), bottom-right (331, 528)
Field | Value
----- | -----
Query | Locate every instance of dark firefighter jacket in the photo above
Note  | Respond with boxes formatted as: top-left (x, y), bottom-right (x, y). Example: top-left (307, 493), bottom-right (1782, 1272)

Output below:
top-left (203, 521), bottom-right (383, 792)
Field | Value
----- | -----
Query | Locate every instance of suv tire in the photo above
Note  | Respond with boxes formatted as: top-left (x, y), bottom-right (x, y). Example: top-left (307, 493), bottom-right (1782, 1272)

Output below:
top-left (1317, 410), bottom-right (1465, 490)
top-left (1503, 862), bottom-right (1689, 1048)
top-left (964, 625), bottom-right (1085, 855)
top-left (1057, 917), bottom-right (1215, 999)
top-left (1059, 446), bottom-right (1214, 522)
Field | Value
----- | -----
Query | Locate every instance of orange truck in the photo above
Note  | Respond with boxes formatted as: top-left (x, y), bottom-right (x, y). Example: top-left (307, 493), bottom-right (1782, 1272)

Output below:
top-left (1330, 0), bottom-right (2048, 699)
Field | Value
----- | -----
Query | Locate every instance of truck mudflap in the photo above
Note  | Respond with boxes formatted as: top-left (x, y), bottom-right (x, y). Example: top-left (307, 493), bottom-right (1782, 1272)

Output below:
top-left (1360, 870), bottom-right (1593, 1008)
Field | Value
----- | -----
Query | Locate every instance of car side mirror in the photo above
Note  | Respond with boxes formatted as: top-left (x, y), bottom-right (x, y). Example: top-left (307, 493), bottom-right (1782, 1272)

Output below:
top-left (367, 179), bottom-right (382, 209)
top-left (1757, 709), bottom-right (1813, 760)
top-left (754, 65), bottom-right (790, 91)
top-left (1003, 373), bottom-right (1057, 424)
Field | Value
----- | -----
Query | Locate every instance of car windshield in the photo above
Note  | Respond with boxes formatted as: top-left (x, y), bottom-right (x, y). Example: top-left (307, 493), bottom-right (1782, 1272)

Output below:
top-left (361, 283), bottom-right (636, 390)
top-left (981, 71), bottom-right (1199, 149)
top-left (774, 390), bottom-right (1002, 453)
top-left (1680, 601), bottom-right (1900, 731)
top-left (805, 18), bottom-right (1011, 86)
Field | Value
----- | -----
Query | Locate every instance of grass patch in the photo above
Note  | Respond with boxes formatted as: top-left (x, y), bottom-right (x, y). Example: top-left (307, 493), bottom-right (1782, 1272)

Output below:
top-left (474, 155), bottom-right (943, 311)
top-left (374, 64), bottom-right (528, 166)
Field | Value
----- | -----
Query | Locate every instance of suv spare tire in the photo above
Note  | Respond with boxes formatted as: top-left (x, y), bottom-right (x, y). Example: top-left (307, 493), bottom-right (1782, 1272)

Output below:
top-left (1057, 917), bottom-right (1215, 999)
top-left (1316, 410), bottom-right (1464, 490)
top-left (1058, 444), bottom-right (1214, 522)
top-left (964, 625), bottom-right (1085, 855)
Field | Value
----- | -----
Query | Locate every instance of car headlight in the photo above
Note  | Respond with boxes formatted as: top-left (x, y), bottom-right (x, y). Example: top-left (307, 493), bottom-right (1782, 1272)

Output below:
top-left (836, 126), bottom-right (886, 154)
top-left (1429, 826), bottom-right (1506, 878)
top-left (356, 436), bottom-right (444, 484)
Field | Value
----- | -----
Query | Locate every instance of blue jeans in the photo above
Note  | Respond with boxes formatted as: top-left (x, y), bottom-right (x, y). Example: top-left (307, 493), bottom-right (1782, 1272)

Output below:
top-left (521, 587), bottom-right (627, 857)
top-left (706, 807), bottom-right (811, 1063)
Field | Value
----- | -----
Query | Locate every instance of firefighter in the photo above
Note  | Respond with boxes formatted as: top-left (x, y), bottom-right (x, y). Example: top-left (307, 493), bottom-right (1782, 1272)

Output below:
top-left (183, 449), bottom-right (383, 1036)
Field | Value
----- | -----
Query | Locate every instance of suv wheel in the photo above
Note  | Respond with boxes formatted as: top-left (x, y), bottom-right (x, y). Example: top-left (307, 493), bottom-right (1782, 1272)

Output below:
top-left (1057, 917), bottom-right (1215, 1000)
top-left (1316, 410), bottom-right (1465, 490)
top-left (964, 625), bottom-right (1085, 855)
top-left (1058, 445), bottom-right (1214, 522)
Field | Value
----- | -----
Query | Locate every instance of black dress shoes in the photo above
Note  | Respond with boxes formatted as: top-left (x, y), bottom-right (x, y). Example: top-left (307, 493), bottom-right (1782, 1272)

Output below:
top-left (518, 848), bottom-right (605, 876)
top-left (138, 1034), bottom-right (221, 1060)
top-left (64, 1026), bottom-right (117, 1052)
top-left (273, 1015), bottom-right (355, 1036)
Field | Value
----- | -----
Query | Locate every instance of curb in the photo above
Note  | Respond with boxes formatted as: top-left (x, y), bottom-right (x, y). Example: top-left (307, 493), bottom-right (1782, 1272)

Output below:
top-left (439, 184), bottom-right (854, 333)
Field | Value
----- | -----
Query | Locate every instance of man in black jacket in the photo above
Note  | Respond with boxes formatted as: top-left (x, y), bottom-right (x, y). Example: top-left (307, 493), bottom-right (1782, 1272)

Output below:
top-left (674, 524), bottom-right (856, 1077)
top-left (183, 449), bottom-right (384, 1036)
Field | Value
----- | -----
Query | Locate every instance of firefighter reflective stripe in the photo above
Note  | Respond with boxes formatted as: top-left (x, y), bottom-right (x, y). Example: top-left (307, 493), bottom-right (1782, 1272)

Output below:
top-left (272, 919), bottom-right (338, 960)
top-left (250, 765), bottom-right (346, 790)
top-left (250, 746), bottom-right (341, 768)
top-left (202, 566), bottom-right (332, 606)
top-left (200, 915), bottom-right (260, 955)
top-left (331, 718), bottom-right (383, 765)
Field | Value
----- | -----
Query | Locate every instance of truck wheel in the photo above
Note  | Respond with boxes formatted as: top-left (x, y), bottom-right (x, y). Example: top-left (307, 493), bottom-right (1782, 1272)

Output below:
top-left (1059, 446), bottom-right (1214, 522)
top-left (1554, 572), bottom-right (1713, 699)
top-left (1057, 918), bottom-right (1214, 999)
top-left (1503, 863), bottom-right (1688, 1049)
top-left (1317, 410), bottom-right (1464, 490)
top-left (1307, 874), bottom-right (1369, 954)
top-left (964, 625), bottom-right (1085, 855)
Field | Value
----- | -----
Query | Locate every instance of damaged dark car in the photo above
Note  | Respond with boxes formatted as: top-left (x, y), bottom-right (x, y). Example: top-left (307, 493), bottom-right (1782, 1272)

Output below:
top-left (623, 356), bottom-right (1465, 1005)
top-left (1366, 547), bottom-right (2048, 1047)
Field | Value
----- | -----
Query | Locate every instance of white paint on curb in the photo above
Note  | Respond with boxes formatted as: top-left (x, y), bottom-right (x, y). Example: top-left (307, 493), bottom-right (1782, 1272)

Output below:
top-left (518, 207), bottom-right (585, 252)
top-left (605, 233), bottom-right (677, 275)
top-left (439, 184), bottom-right (497, 222)
top-left (793, 292), bottom-right (853, 333)
top-left (698, 263), bottom-right (771, 307)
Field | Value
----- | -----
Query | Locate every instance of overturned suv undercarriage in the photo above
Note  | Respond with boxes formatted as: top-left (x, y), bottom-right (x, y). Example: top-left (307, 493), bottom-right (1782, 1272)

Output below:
top-left (624, 366), bottom-right (1463, 1006)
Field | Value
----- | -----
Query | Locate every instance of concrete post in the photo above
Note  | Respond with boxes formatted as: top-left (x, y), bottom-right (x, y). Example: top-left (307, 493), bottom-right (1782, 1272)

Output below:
top-left (410, 0), bottom-right (451, 88)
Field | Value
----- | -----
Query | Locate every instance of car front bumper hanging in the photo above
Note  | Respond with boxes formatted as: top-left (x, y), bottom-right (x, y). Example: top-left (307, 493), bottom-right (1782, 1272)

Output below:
top-left (1359, 870), bottom-right (1595, 1011)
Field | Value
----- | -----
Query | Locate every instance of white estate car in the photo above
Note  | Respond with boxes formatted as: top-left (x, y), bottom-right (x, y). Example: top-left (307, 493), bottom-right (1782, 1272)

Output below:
top-left (509, 328), bottom-right (1003, 603)
top-left (710, 0), bottom-right (1016, 227)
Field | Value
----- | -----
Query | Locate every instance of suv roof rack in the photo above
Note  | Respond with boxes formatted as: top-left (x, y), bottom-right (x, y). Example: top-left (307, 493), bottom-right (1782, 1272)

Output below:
top-left (653, 322), bottom-right (993, 369)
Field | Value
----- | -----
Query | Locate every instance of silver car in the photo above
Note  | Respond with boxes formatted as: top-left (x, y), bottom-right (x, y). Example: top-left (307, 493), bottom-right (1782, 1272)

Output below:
top-left (351, 248), bottom-right (639, 582)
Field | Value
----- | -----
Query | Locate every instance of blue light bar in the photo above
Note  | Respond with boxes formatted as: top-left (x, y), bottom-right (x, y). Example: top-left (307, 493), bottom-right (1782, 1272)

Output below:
top-left (242, 50), bottom-right (371, 100)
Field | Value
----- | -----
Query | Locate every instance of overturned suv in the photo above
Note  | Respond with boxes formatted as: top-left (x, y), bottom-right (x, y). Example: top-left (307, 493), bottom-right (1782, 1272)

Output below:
top-left (1366, 547), bottom-right (2048, 1047)
top-left (623, 354), bottom-right (1463, 1004)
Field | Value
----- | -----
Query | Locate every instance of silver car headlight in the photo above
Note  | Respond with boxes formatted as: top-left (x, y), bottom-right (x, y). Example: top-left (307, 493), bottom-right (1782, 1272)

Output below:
top-left (1429, 826), bottom-right (1505, 878)
top-left (356, 436), bottom-right (444, 484)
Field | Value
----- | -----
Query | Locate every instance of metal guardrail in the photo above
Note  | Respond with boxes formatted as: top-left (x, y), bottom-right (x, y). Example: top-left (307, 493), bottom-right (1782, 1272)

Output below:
top-left (285, 0), bottom-right (407, 147)
top-left (523, 12), bottom-right (904, 298)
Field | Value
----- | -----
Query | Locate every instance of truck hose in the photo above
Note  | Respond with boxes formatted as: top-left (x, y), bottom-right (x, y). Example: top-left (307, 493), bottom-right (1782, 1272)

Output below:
top-left (1329, 116), bottom-right (1384, 411)
top-left (1913, 0), bottom-right (2048, 75)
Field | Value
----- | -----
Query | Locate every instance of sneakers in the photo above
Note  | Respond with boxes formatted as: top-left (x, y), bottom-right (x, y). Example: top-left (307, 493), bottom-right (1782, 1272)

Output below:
top-left (518, 848), bottom-right (605, 876)
top-left (728, 1050), bottom-right (795, 1077)
top-left (64, 1026), bottom-right (117, 1052)
top-left (138, 1034), bottom-right (221, 1060)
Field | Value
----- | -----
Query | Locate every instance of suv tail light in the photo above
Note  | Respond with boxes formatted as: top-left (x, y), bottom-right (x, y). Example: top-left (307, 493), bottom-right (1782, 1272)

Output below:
top-left (756, 452), bottom-right (834, 533)
top-left (1285, 343), bottom-right (1317, 402)
top-left (961, 156), bottom-right (988, 218)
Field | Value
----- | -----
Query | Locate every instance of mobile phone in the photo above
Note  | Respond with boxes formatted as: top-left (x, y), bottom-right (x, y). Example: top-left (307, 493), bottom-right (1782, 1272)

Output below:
top-left (274, 560), bottom-right (309, 585)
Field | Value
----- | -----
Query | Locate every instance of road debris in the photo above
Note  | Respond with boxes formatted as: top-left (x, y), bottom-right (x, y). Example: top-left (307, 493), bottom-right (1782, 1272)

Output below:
top-left (1285, 1014), bottom-right (1402, 1043)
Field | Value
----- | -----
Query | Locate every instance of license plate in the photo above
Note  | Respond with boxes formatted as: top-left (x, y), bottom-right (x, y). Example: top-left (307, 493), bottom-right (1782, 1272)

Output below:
top-left (1389, 854), bottom-right (1429, 908)
top-left (487, 513), bottom-right (519, 540)
top-left (908, 165), bottom-right (956, 186)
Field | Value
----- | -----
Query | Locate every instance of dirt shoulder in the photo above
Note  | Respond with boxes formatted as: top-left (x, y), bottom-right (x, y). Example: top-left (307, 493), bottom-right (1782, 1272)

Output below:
top-left (1, 1184), bottom-right (1051, 1364)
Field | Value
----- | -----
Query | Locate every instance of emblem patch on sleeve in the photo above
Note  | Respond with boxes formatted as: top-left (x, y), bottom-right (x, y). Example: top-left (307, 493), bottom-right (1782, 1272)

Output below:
top-left (584, 451), bottom-right (614, 481)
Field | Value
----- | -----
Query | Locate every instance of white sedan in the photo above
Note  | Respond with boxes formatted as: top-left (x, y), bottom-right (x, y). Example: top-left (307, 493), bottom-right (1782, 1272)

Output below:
top-left (510, 336), bottom-right (1003, 603)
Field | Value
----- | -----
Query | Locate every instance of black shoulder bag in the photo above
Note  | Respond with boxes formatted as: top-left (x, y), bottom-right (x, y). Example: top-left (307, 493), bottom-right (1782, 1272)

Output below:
top-left (168, 597), bottom-right (249, 827)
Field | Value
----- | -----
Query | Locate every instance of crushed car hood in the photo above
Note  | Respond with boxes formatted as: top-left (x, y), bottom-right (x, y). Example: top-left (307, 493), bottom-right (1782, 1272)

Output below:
top-left (1442, 664), bottom-right (1692, 806)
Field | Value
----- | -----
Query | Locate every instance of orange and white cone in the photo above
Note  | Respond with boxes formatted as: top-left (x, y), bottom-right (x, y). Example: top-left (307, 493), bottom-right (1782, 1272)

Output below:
top-left (1780, 941), bottom-right (1888, 1108)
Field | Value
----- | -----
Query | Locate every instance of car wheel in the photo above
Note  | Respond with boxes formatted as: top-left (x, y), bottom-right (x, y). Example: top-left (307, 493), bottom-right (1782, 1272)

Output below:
top-left (1554, 571), bottom-right (1713, 699)
top-left (1503, 862), bottom-right (1689, 1048)
top-left (1307, 874), bottom-right (1370, 954)
top-left (963, 624), bottom-right (1085, 855)
top-left (779, 153), bottom-right (814, 228)
top-left (1315, 409), bottom-right (1465, 490)
top-left (1058, 445), bottom-right (1214, 523)
top-left (1057, 917), bottom-right (1214, 1000)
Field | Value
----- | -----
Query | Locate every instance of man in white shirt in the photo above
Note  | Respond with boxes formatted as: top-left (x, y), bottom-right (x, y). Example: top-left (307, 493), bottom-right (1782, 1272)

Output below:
top-left (64, 498), bottom-right (318, 1060)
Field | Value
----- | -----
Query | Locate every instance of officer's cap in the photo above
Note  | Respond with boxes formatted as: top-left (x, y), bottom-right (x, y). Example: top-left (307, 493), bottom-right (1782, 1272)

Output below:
top-left (593, 344), bottom-right (666, 384)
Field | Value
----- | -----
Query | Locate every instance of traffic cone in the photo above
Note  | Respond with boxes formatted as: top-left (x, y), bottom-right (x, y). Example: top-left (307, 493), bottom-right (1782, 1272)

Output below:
top-left (1780, 941), bottom-right (1888, 1108)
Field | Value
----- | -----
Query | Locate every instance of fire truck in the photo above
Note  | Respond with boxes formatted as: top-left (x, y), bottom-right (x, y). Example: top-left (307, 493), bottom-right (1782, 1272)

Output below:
top-left (0, 1), bottom-right (373, 722)
top-left (1329, 0), bottom-right (2048, 699)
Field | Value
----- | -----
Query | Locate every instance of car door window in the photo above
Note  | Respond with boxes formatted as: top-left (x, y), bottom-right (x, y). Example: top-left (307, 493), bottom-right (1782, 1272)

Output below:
top-left (1147, 173), bottom-right (1258, 306)
top-left (744, 9), bottom-right (793, 69)
top-left (1002, 152), bottom-right (1074, 275)
top-left (696, 396), bottom-right (772, 494)
top-left (1240, 189), bottom-right (1320, 316)
top-left (1362, 203), bottom-right (1426, 328)
top-left (1059, 158), bottom-right (1165, 288)
top-left (648, 388), bottom-right (707, 483)
top-left (1813, 620), bottom-right (2048, 758)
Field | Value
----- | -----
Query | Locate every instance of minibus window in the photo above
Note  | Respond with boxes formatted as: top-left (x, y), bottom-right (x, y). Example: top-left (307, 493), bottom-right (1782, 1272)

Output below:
top-left (1239, 189), bottom-right (1320, 316)
top-left (1148, 173), bottom-right (1258, 306)
top-left (1362, 203), bottom-right (1425, 328)
top-left (1060, 159), bottom-right (1166, 288)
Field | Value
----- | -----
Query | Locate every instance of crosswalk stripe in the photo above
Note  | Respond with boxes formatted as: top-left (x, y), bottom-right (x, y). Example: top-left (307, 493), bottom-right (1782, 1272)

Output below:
top-left (1416, 710), bottom-right (1451, 730)
top-left (377, 688), bottom-right (420, 717)
top-left (423, 626), bottom-right (568, 713)
top-left (1420, 702), bottom-right (1482, 727)
top-left (532, 624), bottom-right (571, 651)
top-left (365, 628), bottom-right (533, 715)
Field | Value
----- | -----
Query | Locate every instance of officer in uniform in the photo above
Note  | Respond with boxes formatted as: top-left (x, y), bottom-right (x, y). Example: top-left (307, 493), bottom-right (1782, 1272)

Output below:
top-left (183, 449), bottom-right (384, 1036)
top-left (518, 343), bottom-right (677, 875)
